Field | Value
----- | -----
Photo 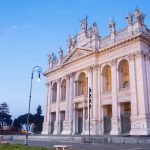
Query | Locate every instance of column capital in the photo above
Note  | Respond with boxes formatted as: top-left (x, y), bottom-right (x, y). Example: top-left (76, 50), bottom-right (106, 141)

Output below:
top-left (57, 78), bottom-right (61, 84)
top-left (46, 82), bottom-right (49, 87)
top-left (46, 81), bottom-right (52, 87)
top-left (128, 53), bottom-right (135, 61)
top-left (92, 64), bottom-right (99, 70)
top-left (134, 51), bottom-right (145, 59)
top-left (86, 66), bottom-right (92, 71)
top-left (110, 59), bottom-right (117, 66)
top-left (65, 74), bottom-right (70, 80)
top-left (69, 72), bottom-right (75, 78)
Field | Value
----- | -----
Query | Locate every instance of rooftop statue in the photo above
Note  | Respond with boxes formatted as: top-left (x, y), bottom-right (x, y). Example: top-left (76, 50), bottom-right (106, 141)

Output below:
top-left (93, 22), bottom-right (99, 35)
top-left (109, 17), bottom-right (116, 34)
top-left (48, 52), bottom-right (56, 63)
top-left (72, 35), bottom-right (77, 48)
top-left (80, 16), bottom-right (88, 32)
top-left (58, 47), bottom-right (63, 59)
top-left (134, 7), bottom-right (145, 24)
top-left (126, 12), bottom-right (133, 25)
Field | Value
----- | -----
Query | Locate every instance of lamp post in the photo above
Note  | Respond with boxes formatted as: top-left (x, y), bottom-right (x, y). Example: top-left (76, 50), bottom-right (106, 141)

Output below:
top-left (25, 66), bottom-right (42, 145)
top-left (88, 87), bottom-right (92, 143)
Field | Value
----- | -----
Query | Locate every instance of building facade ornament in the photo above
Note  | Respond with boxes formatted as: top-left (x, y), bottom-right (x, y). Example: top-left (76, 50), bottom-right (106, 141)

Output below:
top-left (134, 7), bottom-right (145, 24)
top-left (126, 12), bottom-right (133, 25)
top-left (109, 17), bottom-right (116, 34)
top-left (58, 47), bottom-right (63, 59)
top-left (128, 53), bottom-right (135, 61)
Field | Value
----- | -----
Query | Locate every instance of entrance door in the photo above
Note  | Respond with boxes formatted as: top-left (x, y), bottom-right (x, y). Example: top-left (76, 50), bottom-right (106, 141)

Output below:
top-left (78, 109), bottom-right (83, 134)
top-left (51, 112), bottom-right (56, 134)
top-left (121, 115), bottom-right (131, 133)
top-left (60, 111), bottom-right (65, 133)
top-left (120, 102), bottom-right (131, 134)
top-left (103, 105), bottom-right (112, 134)
top-left (104, 116), bottom-right (111, 134)
top-left (51, 121), bottom-right (54, 134)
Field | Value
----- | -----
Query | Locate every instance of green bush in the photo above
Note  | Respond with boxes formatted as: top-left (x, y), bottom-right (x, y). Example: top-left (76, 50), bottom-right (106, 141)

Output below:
top-left (0, 144), bottom-right (52, 150)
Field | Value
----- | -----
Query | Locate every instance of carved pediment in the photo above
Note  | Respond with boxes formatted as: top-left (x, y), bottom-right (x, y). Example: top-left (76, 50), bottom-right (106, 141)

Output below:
top-left (63, 47), bottom-right (93, 64)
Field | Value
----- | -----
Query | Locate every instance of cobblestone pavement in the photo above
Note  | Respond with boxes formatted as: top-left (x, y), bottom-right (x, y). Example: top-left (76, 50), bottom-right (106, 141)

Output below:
top-left (8, 139), bottom-right (150, 150)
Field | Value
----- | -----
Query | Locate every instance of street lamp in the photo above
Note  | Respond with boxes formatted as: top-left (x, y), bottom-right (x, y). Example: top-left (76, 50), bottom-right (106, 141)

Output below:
top-left (25, 66), bottom-right (42, 145)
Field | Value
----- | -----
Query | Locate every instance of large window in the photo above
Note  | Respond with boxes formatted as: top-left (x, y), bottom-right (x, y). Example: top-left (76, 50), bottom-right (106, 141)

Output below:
top-left (102, 65), bottom-right (112, 93)
top-left (61, 79), bottom-right (66, 101)
top-left (52, 82), bottom-right (57, 102)
top-left (77, 72), bottom-right (87, 96)
top-left (119, 59), bottom-right (130, 89)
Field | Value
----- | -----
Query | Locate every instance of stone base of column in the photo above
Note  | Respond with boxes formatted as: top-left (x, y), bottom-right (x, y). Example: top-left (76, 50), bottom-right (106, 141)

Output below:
top-left (61, 121), bottom-right (72, 135)
top-left (110, 117), bottom-right (120, 135)
top-left (90, 119), bottom-right (101, 135)
top-left (130, 115), bottom-right (150, 135)
top-left (53, 121), bottom-right (60, 135)
top-left (42, 122), bottom-right (50, 135)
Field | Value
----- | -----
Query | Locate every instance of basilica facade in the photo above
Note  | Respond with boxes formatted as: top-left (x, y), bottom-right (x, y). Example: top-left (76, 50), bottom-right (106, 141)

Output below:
top-left (42, 8), bottom-right (150, 135)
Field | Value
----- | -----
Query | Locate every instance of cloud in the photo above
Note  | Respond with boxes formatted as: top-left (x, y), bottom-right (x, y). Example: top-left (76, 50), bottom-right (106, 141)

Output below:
top-left (5, 25), bottom-right (18, 33)
top-left (22, 24), bottom-right (34, 30)
top-left (3, 24), bottom-right (35, 37)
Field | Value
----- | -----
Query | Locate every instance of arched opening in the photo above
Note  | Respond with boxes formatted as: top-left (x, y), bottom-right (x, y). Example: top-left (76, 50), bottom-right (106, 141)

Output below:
top-left (77, 72), bottom-right (87, 96)
top-left (61, 79), bottom-right (66, 101)
top-left (119, 60), bottom-right (130, 89)
top-left (52, 82), bottom-right (57, 102)
top-left (103, 65), bottom-right (112, 93)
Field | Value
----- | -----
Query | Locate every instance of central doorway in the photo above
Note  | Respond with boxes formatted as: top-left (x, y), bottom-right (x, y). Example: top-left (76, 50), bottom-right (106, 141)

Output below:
top-left (120, 102), bottom-right (131, 134)
top-left (103, 105), bottom-right (112, 134)
top-left (60, 111), bottom-right (65, 133)
top-left (51, 112), bottom-right (56, 134)
top-left (77, 109), bottom-right (83, 134)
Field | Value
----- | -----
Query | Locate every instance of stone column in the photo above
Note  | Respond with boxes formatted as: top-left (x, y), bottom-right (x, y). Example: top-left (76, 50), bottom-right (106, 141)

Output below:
top-left (65, 75), bottom-right (70, 121)
top-left (128, 54), bottom-right (138, 135)
top-left (91, 65), bottom-right (99, 134)
top-left (72, 106), bottom-right (76, 134)
top-left (83, 104), bottom-right (85, 134)
top-left (110, 59), bottom-right (120, 135)
top-left (145, 54), bottom-right (150, 113)
top-left (53, 79), bottom-right (61, 134)
top-left (62, 75), bottom-right (70, 134)
top-left (42, 83), bottom-right (50, 134)
top-left (133, 51), bottom-right (150, 135)
top-left (98, 65), bottom-right (102, 135)
top-left (69, 73), bottom-right (74, 134)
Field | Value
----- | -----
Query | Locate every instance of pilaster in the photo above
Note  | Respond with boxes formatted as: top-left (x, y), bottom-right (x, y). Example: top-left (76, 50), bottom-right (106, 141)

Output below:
top-left (69, 73), bottom-right (75, 134)
top-left (91, 65), bottom-right (100, 135)
top-left (53, 79), bottom-right (61, 134)
top-left (128, 53), bottom-right (139, 135)
top-left (62, 75), bottom-right (71, 134)
top-left (132, 51), bottom-right (150, 135)
top-left (110, 59), bottom-right (120, 135)
top-left (42, 82), bottom-right (51, 134)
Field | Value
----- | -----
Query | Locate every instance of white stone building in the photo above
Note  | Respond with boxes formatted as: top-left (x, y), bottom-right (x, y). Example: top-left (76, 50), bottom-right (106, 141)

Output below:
top-left (42, 8), bottom-right (150, 135)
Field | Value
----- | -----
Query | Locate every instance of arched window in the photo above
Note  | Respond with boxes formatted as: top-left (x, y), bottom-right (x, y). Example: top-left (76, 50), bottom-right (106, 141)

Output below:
top-left (61, 79), bottom-right (66, 101)
top-left (78, 72), bottom-right (87, 96)
top-left (119, 60), bottom-right (130, 89)
top-left (52, 82), bottom-right (57, 102)
top-left (103, 65), bottom-right (112, 93)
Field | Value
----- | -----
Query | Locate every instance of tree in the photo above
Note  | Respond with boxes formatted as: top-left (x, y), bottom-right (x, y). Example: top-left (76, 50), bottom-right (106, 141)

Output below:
top-left (13, 113), bottom-right (34, 131)
top-left (33, 105), bottom-right (44, 133)
top-left (0, 102), bottom-right (12, 131)
top-left (36, 105), bottom-right (42, 116)
top-left (13, 105), bottom-right (44, 133)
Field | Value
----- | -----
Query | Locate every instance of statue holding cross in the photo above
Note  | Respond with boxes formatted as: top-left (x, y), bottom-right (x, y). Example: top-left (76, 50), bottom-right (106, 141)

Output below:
top-left (80, 16), bottom-right (88, 32)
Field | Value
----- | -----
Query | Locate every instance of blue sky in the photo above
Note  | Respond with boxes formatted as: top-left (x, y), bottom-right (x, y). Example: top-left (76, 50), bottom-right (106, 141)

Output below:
top-left (0, 0), bottom-right (150, 119)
